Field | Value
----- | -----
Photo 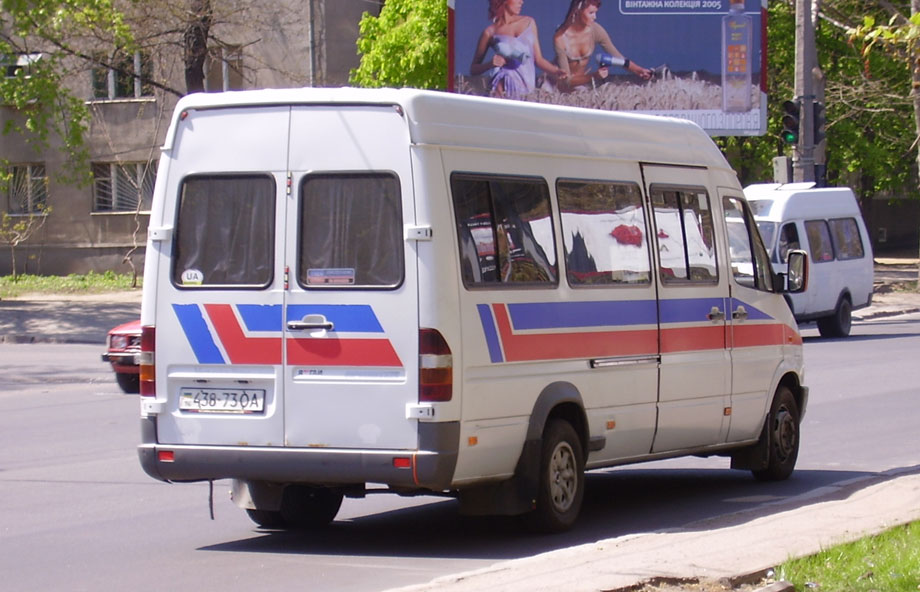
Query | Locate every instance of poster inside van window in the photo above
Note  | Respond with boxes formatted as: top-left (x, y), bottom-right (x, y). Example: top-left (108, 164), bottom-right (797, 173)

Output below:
top-left (449, 0), bottom-right (766, 136)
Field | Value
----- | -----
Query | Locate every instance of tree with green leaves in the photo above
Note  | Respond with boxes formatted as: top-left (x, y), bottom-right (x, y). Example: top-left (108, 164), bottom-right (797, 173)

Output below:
top-left (350, 0), bottom-right (448, 90)
top-left (1, 0), bottom-right (134, 180)
top-left (719, 0), bottom-right (917, 206)
top-left (848, 1), bottom-right (920, 191)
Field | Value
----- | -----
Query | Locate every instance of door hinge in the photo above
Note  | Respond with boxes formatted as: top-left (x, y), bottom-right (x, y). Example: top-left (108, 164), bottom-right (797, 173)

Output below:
top-left (405, 225), bottom-right (432, 241)
top-left (406, 403), bottom-right (436, 420)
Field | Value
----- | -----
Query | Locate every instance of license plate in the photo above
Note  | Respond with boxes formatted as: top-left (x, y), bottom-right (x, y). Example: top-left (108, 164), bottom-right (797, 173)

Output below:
top-left (179, 388), bottom-right (266, 414)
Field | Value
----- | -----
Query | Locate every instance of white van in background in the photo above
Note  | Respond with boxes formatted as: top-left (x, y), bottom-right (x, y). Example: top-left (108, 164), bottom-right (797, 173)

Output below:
top-left (137, 88), bottom-right (808, 532)
top-left (744, 183), bottom-right (873, 337)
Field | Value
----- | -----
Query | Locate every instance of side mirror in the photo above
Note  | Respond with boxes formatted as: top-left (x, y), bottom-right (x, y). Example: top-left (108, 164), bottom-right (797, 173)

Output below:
top-left (783, 249), bottom-right (808, 294)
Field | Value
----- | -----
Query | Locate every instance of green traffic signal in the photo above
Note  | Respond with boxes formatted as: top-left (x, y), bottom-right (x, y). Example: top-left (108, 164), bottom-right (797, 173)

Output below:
top-left (781, 99), bottom-right (800, 145)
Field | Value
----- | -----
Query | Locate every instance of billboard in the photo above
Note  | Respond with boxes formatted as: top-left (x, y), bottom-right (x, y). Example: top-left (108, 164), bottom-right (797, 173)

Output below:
top-left (449, 0), bottom-right (766, 136)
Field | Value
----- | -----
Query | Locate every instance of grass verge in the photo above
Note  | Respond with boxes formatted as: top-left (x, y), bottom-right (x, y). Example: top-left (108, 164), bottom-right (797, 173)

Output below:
top-left (0, 272), bottom-right (140, 299)
top-left (777, 521), bottom-right (920, 592)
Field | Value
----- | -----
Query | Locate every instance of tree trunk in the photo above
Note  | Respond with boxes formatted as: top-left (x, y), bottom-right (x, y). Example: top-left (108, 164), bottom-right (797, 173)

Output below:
top-left (184, 0), bottom-right (212, 94)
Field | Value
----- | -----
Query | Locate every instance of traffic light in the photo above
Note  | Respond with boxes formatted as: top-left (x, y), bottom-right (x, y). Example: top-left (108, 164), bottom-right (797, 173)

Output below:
top-left (781, 99), bottom-right (800, 145)
top-left (813, 101), bottom-right (826, 146)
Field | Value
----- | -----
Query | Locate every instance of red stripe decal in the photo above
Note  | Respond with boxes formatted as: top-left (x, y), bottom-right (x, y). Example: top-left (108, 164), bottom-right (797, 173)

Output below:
top-left (493, 304), bottom-right (658, 362)
top-left (732, 323), bottom-right (785, 348)
top-left (205, 304), bottom-right (282, 364)
top-left (287, 337), bottom-right (403, 367)
top-left (660, 325), bottom-right (726, 354)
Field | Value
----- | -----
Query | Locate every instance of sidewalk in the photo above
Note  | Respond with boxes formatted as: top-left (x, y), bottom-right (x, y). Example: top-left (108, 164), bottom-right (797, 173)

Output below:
top-left (387, 469), bottom-right (920, 592)
top-left (0, 290), bottom-right (141, 344)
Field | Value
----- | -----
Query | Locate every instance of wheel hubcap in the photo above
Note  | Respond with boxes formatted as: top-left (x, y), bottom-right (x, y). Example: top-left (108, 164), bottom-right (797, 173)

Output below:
top-left (549, 441), bottom-right (577, 512)
top-left (773, 405), bottom-right (797, 462)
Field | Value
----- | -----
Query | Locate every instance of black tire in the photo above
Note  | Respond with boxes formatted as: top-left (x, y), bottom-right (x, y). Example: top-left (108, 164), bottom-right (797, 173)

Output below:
top-left (115, 372), bottom-right (140, 394)
top-left (245, 508), bottom-right (287, 529)
top-left (817, 296), bottom-right (852, 338)
top-left (279, 485), bottom-right (344, 529)
top-left (527, 419), bottom-right (585, 533)
top-left (752, 386), bottom-right (800, 482)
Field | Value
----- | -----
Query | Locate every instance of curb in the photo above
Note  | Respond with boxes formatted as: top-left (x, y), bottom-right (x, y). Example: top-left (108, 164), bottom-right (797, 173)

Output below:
top-left (0, 334), bottom-right (105, 345)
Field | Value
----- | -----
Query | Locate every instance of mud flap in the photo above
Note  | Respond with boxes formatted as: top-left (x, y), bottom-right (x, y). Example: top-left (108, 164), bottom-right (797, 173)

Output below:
top-left (457, 438), bottom-right (541, 516)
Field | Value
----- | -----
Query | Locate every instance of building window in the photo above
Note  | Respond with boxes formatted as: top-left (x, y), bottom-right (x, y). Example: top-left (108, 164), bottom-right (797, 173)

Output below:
top-left (3, 53), bottom-right (42, 78)
top-left (4, 164), bottom-right (48, 214)
top-left (92, 51), bottom-right (153, 99)
top-left (92, 162), bottom-right (155, 212)
top-left (204, 46), bottom-right (243, 92)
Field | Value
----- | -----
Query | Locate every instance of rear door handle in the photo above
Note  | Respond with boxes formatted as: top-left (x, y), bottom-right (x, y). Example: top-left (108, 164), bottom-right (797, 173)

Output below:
top-left (732, 306), bottom-right (749, 321)
top-left (287, 314), bottom-right (334, 332)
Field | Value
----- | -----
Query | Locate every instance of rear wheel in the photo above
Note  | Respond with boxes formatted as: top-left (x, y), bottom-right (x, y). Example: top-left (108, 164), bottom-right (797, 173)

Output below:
top-left (817, 296), bottom-right (852, 338)
top-left (752, 386), bottom-right (800, 482)
top-left (279, 485), bottom-right (344, 529)
top-left (527, 419), bottom-right (584, 533)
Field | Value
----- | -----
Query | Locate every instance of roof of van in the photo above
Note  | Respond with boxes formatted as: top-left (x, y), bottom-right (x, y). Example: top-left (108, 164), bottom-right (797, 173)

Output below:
top-left (163, 87), bottom-right (733, 173)
top-left (743, 182), bottom-right (861, 221)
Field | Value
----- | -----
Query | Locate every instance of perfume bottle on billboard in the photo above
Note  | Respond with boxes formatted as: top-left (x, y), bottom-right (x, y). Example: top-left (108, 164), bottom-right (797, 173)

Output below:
top-left (722, 1), bottom-right (752, 112)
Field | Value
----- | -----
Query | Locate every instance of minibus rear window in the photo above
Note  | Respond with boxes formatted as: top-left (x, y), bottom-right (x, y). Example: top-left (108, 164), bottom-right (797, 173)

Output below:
top-left (451, 173), bottom-right (557, 287)
top-left (172, 175), bottom-right (275, 288)
top-left (557, 179), bottom-right (651, 286)
top-left (298, 172), bottom-right (403, 288)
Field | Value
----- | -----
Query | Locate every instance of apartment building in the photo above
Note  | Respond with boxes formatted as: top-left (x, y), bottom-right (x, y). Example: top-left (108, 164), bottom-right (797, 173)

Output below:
top-left (0, 0), bottom-right (378, 275)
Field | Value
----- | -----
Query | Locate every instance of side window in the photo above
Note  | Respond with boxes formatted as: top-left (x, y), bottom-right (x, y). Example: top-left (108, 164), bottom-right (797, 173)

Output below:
top-left (451, 173), bottom-right (557, 287)
top-left (556, 179), bottom-right (650, 286)
top-left (173, 175), bottom-right (274, 288)
top-left (650, 186), bottom-right (717, 283)
top-left (804, 220), bottom-right (834, 263)
top-left (777, 222), bottom-right (801, 263)
top-left (828, 218), bottom-right (865, 260)
top-left (723, 196), bottom-right (774, 292)
top-left (298, 173), bottom-right (403, 288)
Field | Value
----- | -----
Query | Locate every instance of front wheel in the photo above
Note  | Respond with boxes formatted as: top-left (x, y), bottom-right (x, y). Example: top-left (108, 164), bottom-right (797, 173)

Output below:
top-left (752, 386), bottom-right (800, 482)
top-left (115, 372), bottom-right (140, 394)
top-left (527, 419), bottom-right (585, 533)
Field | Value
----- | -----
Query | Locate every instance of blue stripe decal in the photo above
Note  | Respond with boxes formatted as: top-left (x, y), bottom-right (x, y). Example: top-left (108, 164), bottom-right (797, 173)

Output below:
top-left (238, 304), bottom-right (283, 331)
top-left (507, 300), bottom-right (659, 330)
top-left (285, 304), bottom-right (383, 333)
top-left (173, 304), bottom-right (225, 364)
top-left (477, 304), bottom-right (504, 363)
top-left (731, 299), bottom-right (773, 321)
top-left (659, 298), bottom-right (727, 324)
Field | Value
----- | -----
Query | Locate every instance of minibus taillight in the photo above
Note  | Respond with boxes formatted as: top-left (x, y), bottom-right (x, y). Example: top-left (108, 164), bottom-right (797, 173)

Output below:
top-left (139, 325), bottom-right (156, 397)
top-left (419, 329), bottom-right (452, 402)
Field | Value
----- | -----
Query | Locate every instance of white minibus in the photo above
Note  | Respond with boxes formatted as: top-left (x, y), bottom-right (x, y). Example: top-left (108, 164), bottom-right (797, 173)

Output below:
top-left (138, 88), bottom-right (808, 532)
top-left (745, 183), bottom-right (873, 337)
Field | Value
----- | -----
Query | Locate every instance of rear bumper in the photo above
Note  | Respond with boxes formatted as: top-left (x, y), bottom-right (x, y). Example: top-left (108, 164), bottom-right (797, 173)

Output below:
top-left (138, 417), bottom-right (459, 492)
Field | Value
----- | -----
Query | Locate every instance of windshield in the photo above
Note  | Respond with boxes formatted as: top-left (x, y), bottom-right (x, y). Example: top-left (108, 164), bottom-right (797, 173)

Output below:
top-left (756, 221), bottom-right (777, 255)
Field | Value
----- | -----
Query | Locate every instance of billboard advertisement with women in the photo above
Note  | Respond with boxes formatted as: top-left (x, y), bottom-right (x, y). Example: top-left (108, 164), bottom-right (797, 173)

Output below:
top-left (450, 0), bottom-right (766, 136)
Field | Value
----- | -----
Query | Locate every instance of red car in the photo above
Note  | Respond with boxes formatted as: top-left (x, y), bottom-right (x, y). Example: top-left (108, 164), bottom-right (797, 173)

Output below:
top-left (102, 319), bottom-right (141, 393)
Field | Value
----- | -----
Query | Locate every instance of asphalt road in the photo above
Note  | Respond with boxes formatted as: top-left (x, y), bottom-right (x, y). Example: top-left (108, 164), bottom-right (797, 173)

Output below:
top-left (0, 313), bottom-right (918, 592)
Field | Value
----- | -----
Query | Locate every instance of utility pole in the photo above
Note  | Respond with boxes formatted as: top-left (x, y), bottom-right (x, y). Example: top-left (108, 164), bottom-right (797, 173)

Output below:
top-left (793, 0), bottom-right (816, 182)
